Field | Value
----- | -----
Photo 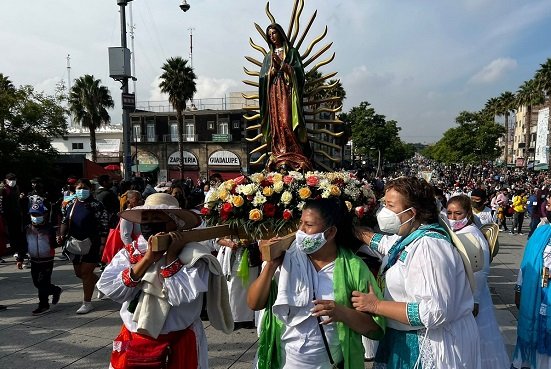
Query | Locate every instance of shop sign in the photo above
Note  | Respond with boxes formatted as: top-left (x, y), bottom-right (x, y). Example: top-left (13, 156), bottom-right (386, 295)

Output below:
top-left (168, 151), bottom-right (198, 166)
top-left (208, 150), bottom-right (240, 166)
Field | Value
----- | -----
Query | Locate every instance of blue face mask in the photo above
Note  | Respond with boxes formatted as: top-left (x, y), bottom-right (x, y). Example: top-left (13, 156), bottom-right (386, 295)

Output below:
top-left (75, 189), bottom-right (91, 200)
top-left (31, 215), bottom-right (44, 225)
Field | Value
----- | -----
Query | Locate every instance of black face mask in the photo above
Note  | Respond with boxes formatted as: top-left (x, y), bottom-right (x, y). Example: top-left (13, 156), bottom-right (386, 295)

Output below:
top-left (471, 201), bottom-right (484, 210)
top-left (141, 222), bottom-right (166, 241)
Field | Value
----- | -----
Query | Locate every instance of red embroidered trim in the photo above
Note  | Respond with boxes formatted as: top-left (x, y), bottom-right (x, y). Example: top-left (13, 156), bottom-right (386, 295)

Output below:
top-left (125, 243), bottom-right (145, 265)
top-left (160, 259), bottom-right (184, 278)
top-left (122, 268), bottom-right (140, 287)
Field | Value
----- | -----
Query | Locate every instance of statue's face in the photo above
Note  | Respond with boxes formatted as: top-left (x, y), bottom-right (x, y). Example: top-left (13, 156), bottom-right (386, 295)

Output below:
top-left (268, 28), bottom-right (282, 47)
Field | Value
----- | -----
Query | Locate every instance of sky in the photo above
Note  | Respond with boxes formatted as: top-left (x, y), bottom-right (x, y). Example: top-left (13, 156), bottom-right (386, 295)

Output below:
top-left (2, 0), bottom-right (551, 144)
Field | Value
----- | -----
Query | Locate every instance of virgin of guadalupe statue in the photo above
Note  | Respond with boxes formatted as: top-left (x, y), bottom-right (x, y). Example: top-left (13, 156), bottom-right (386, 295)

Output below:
top-left (259, 23), bottom-right (312, 171)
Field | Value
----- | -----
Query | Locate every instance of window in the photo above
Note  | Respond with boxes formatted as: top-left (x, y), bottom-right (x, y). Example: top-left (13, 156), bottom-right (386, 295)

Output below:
top-left (169, 122), bottom-right (178, 142)
top-left (232, 120), bottom-right (240, 129)
top-left (185, 122), bottom-right (195, 141)
top-left (133, 125), bottom-right (141, 142)
top-left (146, 123), bottom-right (155, 142)
top-left (208, 121), bottom-right (215, 130)
top-left (72, 142), bottom-right (83, 150)
top-left (218, 121), bottom-right (229, 135)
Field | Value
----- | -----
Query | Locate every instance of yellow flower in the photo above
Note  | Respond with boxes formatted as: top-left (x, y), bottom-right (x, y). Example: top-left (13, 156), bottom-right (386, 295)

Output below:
top-left (250, 173), bottom-right (265, 184)
top-left (298, 187), bottom-right (312, 200)
top-left (249, 208), bottom-right (263, 221)
top-left (232, 195), bottom-right (245, 207)
top-left (281, 191), bottom-right (293, 205)
top-left (218, 188), bottom-right (230, 201)
top-left (223, 180), bottom-right (235, 190)
top-left (273, 181), bottom-right (284, 193)
top-left (272, 173), bottom-right (283, 183)
top-left (329, 185), bottom-right (341, 196)
top-left (262, 186), bottom-right (274, 197)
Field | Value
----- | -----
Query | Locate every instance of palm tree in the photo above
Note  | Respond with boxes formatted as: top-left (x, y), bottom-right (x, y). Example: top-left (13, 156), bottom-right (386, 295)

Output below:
top-left (496, 91), bottom-right (516, 166)
top-left (159, 57), bottom-right (197, 179)
top-left (535, 58), bottom-right (551, 99)
top-left (481, 97), bottom-right (500, 121)
top-left (0, 73), bottom-right (16, 134)
top-left (68, 75), bottom-right (114, 162)
top-left (516, 79), bottom-right (545, 163)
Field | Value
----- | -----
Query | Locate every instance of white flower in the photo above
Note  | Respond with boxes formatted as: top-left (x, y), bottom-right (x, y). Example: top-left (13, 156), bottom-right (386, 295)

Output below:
top-left (273, 181), bottom-right (284, 193)
top-left (321, 189), bottom-right (331, 198)
top-left (250, 172), bottom-right (265, 184)
top-left (288, 171), bottom-right (304, 181)
top-left (297, 201), bottom-right (305, 211)
top-left (239, 183), bottom-right (257, 196)
top-left (281, 191), bottom-right (293, 205)
top-left (252, 192), bottom-right (267, 206)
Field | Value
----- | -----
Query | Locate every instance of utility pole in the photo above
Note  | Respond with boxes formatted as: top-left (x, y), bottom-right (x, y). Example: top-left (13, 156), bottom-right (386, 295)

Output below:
top-left (188, 27), bottom-right (196, 108)
top-left (129, 2), bottom-right (137, 100)
top-left (66, 54), bottom-right (73, 127)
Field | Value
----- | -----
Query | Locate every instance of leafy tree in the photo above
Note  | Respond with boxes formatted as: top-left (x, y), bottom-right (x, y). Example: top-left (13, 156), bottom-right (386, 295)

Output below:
top-left (341, 102), bottom-right (412, 171)
top-left (516, 79), bottom-right (545, 154)
top-left (422, 111), bottom-right (505, 164)
top-left (0, 73), bottom-right (17, 134)
top-left (535, 58), bottom-right (551, 98)
top-left (68, 75), bottom-right (114, 162)
top-left (159, 57), bottom-right (197, 179)
top-left (0, 83), bottom-right (67, 179)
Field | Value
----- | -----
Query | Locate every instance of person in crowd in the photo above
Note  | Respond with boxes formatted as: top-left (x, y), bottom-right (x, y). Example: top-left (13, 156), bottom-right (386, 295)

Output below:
top-left (496, 188), bottom-right (510, 232)
top-left (512, 188), bottom-right (528, 235)
top-left (511, 218), bottom-right (551, 368)
top-left (204, 173), bottom-right (223, 203)
top-left (142, 176), bottom-right (157, 199)
top-left (101, 190), bottom-right (143, 266)
top-left (248, 198), bottom-right (385, 369)
top-left (119, 190), bottom-right (143, 245)
top-left (97, 192), bottom-right (231, 369)
top-left (527, 187), bottom-right (544, 238)
top-left (216, 237), bottom-right (258, 330)
top-left (170, 184), bottom-right (187, 209)
top-left (118, 180), bottom-right (132, 212)
top-left (446, 195), bottom-right (510, 369)
top-left (96, 174), bottom-right (120, 229)
top-left (19, 201), bottom-right (62, 315)
top-left (353, 176), bottom-right (481, 368)
top-left (57, 178), bottom-right (109, 314)
top-left (28, 177), bottom-right (51, 221)
top-left (470, 188), bottom-right (494, 225)
top-left (0, 173), bottom-right (27, 264)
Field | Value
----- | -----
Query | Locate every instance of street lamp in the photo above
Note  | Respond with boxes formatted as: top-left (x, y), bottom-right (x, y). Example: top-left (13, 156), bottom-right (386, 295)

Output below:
top-left (370, 147), bottom-right (381, 177)
top-left (110, 0), bottom-right (190, 181)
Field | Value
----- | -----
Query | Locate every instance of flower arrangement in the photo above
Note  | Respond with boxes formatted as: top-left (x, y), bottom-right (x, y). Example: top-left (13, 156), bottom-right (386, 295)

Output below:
top-left (201, 170), bottom-right (378, 240)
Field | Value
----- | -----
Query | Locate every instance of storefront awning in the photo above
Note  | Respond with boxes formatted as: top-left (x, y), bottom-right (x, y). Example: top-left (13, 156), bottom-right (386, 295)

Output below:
top-left (132, 164), bottom-right (159, 173)
top-left (534, 163), bottom-right (549, 171)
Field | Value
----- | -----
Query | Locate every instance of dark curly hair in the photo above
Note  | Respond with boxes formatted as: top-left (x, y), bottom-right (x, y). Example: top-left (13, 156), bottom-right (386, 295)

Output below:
top-left (385, 176), bottom-right (438, 225)
top-left (303, 197), bottom-right (362, 251)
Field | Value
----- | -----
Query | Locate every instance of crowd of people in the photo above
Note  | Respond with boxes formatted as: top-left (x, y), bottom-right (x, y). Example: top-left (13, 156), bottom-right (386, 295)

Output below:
top-left (2, 162), bottom-right (551, 368)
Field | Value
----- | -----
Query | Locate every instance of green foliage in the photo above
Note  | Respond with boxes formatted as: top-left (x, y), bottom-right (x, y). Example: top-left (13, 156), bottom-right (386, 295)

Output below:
top-left (341, 101), bottom-right (413, 166)
top-left (0, 81), bottom-right (67, 178)
top-left (68, 75), bottom-right (114, 162)
top-left (422, 110), bottom-right (505, 164)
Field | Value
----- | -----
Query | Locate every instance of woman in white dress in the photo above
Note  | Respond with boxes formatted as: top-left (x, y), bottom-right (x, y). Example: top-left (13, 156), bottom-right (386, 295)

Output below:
top-left (447, 195), bottom-right (510, 369)
top-left (248, 198), bottom-right (385, 369)
top-left (353, 176), bottom-right (482, 369)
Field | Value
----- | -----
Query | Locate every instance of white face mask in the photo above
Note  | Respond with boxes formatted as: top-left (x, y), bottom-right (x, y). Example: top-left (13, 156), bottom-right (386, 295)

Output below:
top-left (6, 180), bottom-right (16, 187)
top-left (376, 206), bottom-right (414, 234)
top-left (295, 229), bottom-right (328, 254)
top-left (449, 217), bottom-right (469, 231)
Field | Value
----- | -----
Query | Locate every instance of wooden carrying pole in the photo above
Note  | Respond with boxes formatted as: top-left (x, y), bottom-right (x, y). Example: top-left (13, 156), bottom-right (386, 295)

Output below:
top-left (150, 225), bottom-right (296, 260)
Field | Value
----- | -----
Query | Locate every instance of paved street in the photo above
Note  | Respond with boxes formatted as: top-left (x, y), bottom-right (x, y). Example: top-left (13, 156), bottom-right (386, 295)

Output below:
top-left (0, 226), bottom-right (524, 369)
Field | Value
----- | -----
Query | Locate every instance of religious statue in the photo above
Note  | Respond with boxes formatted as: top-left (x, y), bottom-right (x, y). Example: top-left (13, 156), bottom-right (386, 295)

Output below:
top-left (243, 0), bottom-right (344, 172)
top-left (259, 23), bottom-right (312, 171)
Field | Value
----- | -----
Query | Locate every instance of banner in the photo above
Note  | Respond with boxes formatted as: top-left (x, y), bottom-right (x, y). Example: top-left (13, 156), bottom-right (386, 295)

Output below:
top-left (535, 107), bottom-right (549, 164)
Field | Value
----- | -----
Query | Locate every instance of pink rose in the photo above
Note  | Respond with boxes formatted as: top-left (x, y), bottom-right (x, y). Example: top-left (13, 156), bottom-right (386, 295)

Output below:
top-left (306, 176), bottom-right (319, 187)
top-left (234, 175), bottom-right (246, 185)
top-left (283, 176), bottom-right (294, 185)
